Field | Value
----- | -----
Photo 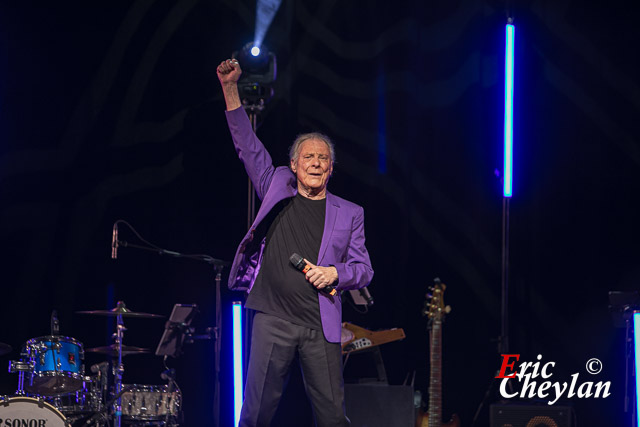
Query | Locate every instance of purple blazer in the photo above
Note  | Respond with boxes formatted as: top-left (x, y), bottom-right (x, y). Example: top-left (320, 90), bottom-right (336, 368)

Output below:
top-left (225, 107), bottom-right (374, 343)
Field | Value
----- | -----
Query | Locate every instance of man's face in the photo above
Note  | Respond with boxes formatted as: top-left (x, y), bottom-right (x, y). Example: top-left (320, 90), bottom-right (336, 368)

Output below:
top-left (291, 138), bottom-right (333, 197)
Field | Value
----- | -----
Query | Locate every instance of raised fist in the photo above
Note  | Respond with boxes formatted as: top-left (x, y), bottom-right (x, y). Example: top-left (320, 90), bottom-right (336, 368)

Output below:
top-left (217, 59), bottom-right (242, 85)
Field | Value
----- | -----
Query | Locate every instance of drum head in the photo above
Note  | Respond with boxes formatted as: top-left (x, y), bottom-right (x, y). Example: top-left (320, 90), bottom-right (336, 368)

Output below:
top-left (0, 396), bottom-right (67, 427)
top-left (26, 336), bottom-right (84, 347)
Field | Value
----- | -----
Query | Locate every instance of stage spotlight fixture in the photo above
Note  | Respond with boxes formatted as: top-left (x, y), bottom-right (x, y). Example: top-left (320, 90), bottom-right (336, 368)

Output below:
top-left (233, 42), bottom-right (277, 106)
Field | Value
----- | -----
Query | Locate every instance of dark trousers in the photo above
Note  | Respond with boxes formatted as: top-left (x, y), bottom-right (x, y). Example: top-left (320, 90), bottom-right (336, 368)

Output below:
top-left (239, 312), bottom-right (350, 427)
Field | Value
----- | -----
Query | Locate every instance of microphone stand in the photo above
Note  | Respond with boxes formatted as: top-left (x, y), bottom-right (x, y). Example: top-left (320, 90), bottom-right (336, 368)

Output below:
top-left (111, 220), bottom-right (228, 426)
top-left (114, 311), bottom-right (124, 427)
top-left (161, 366), bottom-right (178, 426)
top-left (213, 264), bottom-right (223, 427)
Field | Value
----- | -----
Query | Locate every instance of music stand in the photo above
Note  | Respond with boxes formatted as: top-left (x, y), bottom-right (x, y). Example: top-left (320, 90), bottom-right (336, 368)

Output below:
top-left (155, 304), bottom-right (199, 358)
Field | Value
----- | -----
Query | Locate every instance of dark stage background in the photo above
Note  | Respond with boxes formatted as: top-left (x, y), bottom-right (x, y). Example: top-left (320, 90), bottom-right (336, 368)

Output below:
top-left (1, 1), bottom-right (638, 426)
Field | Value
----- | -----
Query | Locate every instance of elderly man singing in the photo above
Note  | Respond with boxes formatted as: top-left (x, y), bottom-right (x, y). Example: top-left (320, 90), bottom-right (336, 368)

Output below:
top-left (217, 58), bottom-right (374, 427)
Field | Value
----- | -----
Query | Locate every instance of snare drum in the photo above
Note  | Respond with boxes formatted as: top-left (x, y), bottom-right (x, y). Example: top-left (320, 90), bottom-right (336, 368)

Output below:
top-left (23, 335), bottom-right (85, 395)
top-left (121, 384), bottom-right (181, 421)
top-left (0, 396), bottom-right (67, 427)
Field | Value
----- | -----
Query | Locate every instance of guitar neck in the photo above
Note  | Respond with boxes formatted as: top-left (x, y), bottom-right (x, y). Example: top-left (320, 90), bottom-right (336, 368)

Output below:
top-left (428, 319), bottom-right (442, 426)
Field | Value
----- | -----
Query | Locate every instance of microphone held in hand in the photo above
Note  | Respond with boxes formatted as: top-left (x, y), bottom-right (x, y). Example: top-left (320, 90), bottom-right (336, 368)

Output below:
top-left (289, 253), bottom-right (337, 296)
top-left (289, 252), bottom-right (311, 273)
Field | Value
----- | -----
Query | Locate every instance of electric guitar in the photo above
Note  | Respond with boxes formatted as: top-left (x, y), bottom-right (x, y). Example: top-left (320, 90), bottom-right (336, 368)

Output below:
top-left (416, 278), bottom-right (460, 427)
top-left (340, 322), bottom-right (405, 354)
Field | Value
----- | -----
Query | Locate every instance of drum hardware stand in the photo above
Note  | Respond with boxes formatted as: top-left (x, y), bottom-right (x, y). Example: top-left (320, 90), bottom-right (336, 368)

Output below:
top-left (114, 310), bottom-right (125, 427)
top-left (80, 385), bottom-right (132, 427)
top-left (49, 310), bottom-right (63, 382)
top-left (90, 361), bottom-right (110, 412)
top-left (8, 360), bottom-right (34, 395)
top-left (160, 365), bottom-right (179, 426)
top-left (49, 338), bottom-right (63, 384)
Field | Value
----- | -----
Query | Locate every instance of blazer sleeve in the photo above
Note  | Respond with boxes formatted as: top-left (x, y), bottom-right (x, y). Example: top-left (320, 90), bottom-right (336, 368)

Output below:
top-left (333, 206), bottom-right (374, 291)
top-left (225, 106), bottom-right (276, 200)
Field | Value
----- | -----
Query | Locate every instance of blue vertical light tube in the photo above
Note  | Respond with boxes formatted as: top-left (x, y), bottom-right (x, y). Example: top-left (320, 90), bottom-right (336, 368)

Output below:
top-left (634, 313), bottom-right (640, 426)
top-left (500, 21), bottom-right (515, 357)
top-left (232, 301), bottom-right (244, 427)
top-left (504, 23), bottom-right (515, 197)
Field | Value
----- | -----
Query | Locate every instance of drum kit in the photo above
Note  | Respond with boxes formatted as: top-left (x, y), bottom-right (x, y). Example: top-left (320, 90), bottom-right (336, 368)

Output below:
top-left (0, 301), bottom-right (182, 427)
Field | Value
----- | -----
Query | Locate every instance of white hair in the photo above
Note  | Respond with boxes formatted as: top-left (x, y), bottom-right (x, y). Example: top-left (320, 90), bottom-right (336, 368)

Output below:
top-left (288, 132), bottom-right (336, 164)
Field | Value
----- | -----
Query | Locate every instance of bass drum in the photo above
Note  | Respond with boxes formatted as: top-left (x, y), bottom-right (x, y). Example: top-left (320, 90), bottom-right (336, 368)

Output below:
top-left (0, 396), bottom-right (67, 427)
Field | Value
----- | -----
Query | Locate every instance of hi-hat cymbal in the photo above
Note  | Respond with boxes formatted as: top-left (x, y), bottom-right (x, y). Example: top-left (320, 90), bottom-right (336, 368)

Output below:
top-left (77, 301), bottom-right (164, 319)
top-left (86, 344), bottom-right (150, 356)
top-left (0, 342), bottom-right (12, 356)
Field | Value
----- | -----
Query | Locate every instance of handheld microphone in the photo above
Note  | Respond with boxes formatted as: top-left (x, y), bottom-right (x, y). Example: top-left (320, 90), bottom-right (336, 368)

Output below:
top-left (289, 253), bottom-right (337, 296)
top-left (111, 223), bottom-right (118, 259)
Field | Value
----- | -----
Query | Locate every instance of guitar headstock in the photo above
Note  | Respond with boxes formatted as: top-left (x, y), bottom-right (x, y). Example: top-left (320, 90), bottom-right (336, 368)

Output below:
top-left (422, 277), bottom-right (451, 322)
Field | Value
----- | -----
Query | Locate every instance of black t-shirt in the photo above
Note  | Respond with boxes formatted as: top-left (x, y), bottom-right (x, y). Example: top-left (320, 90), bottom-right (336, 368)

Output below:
top-left (245, 193), bottom-right (326, 330)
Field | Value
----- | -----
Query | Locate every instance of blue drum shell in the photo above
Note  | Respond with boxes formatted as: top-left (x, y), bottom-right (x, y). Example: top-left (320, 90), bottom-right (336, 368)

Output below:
top-left (23, 336), bottom-right (85, 396)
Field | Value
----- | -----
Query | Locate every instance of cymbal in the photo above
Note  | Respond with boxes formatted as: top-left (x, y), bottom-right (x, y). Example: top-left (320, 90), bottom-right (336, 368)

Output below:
top-left (0, 342), bottom-right (12, 356)
top-left (86, 344), bottom-right (150, 356)
top-left (77, 301), bottom-right (164, 319)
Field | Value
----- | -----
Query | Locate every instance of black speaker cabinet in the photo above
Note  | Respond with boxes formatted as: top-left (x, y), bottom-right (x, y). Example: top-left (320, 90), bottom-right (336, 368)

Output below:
top-left (344, 384), bottom-right (415, 427)
top-left (490, 403), bottom-right (573, 427)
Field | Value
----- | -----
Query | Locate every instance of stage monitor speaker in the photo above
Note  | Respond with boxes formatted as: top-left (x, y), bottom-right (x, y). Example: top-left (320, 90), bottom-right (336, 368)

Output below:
top-left (490, 403), bottom-right (573, 427)
top-left (345, 384), bottom-right (415, 427)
